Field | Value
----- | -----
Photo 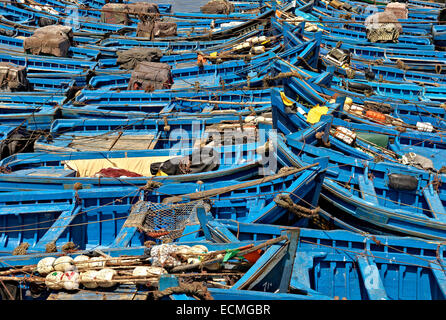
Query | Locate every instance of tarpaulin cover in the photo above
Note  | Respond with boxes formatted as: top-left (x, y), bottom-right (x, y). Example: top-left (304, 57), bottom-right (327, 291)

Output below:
top-left (117, 47), bottom-right (163, 70)
top-left (0, 62), bottom-right (29, 92)
top-left (136, 20), bottom-right (177, 38)
top-left (127, 61), bottom-right (173, 91)
top-left (64, 156), bottom-right (173, 177)
top-left (150, 148), bottom-right (220, 175)
top-left (23, 25), bottom-right (73, 57)
top-left (401, 153), bottom-right (434, 171)
top-left (100, 3), bottom-right (131, 25)
top-left (388, 173), bottom-right (418, 191)
top-left (200, 0), bottom-right (235, 14)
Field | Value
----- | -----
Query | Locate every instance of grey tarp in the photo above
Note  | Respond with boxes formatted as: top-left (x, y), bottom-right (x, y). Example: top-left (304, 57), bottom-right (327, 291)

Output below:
top-left (127, 61), bottom-right (173, 91)
top-left (117, 47), bottom-right (163, 70)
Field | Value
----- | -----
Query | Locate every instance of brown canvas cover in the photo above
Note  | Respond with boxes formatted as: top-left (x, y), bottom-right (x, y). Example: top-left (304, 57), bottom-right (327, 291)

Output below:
top-left (0, 62), bottom-right (29, 92)
top-left (384, 3), bottom-right (408, 20)
top-left (127, 61), bottom-right (173, 92)
top-left (136, 20), bottom-right (154, 37)
top-left (100, 3), bottom-right (131, 25)
top-left (200, 0), bottom-right (235, 14)
top-left (153, 21), bottom-right (177, 37)
top-left (364, 11), bottom-right (402, 43)
top-left (23, 25), bottom-right (73, 57)
top-left (136, 20), bottom-right (177, 38)
top-left (116, 47), bottom-right (163, 70)
top-left (127, 2), bottom-right (159, 15)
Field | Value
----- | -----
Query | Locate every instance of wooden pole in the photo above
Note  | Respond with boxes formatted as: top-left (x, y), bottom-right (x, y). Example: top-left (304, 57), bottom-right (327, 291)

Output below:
top-left (163, 163), bottom-right (318, 204)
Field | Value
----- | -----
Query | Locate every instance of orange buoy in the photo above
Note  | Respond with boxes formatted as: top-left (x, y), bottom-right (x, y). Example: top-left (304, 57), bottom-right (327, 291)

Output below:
top-left (365, 110), bottom-right (386, 123)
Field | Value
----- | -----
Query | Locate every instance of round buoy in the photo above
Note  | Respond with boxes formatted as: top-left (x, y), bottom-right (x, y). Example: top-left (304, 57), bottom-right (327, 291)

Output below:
top-left (96, 268), bottom-right (116, 288)
top-left (53, 256), bottom-right (74, 272)
top-left (61, 271), bottom-right (80, 291)
top-left (73, 255), bottom-right (90, 271)
top-left (37, 257), bottom-right (56, 275)
top-left (80, 270), bottom-right (99, 289)
top-left (45, 271), bottom-right (64, 290)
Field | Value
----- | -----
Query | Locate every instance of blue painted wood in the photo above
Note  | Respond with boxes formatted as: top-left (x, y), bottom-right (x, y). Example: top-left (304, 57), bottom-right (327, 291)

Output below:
top-left (34, 206), bottom-right (81, 250)
top-left (290, 251), bottom-right (327, 294)
top-left (357, 255), bottom-right (389, 300)
top-left (278, 229), bottom-right (299, 293)
top-left (423, 185), bottom-right (446, 223)
top-left (429, 263), bottom-right (446, 298)
top-left (196, 206), bottom-right (213, 241)
top-left (358, 175), bottom-right (379, 206)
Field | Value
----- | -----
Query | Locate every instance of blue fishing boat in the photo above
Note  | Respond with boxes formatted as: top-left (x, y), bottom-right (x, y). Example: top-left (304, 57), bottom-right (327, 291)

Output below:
top-left (271, 110), bottom-right (446, 240)
top-left (0, 233), bottom-right (331, 300)
top-left (1, 216), bottom-right (446, 300)
top-left (0, 157), bottom-right (326, 252)
top-left (0, 142), bottom-right (268, 190)
top-left (0, 0), bottom-right (444, 302)
top-left (200, 218), bottom-right (446, 300)
top-left (59, 96), bottom-right (272, 120)
top-left (32, 116), bottom-right (268, 152)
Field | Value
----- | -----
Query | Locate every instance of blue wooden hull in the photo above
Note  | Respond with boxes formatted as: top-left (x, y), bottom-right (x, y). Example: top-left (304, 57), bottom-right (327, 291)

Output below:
top-left (0, 158), bottom-right (327, 252)
top-left (0, 143), bottom-right (266, 190)
top-left (272, 118), bottom-right (446, 240)
top-left (1, 217), bottom-right (446, 300)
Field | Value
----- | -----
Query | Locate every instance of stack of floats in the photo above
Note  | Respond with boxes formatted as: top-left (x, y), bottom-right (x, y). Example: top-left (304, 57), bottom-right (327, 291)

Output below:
top-left (0, 0), bottom-right (445, 301)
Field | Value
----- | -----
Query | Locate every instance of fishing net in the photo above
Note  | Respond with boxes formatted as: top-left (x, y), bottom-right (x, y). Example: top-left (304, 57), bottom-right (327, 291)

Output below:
top-left (126, 200), bottom-right (209, 241)
top-left (385, 3), bottom-right (408, 20)
top-left (364, 11), bottom-right (402, 43)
